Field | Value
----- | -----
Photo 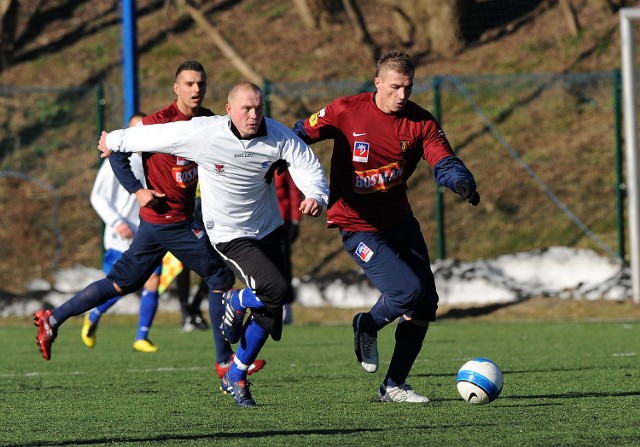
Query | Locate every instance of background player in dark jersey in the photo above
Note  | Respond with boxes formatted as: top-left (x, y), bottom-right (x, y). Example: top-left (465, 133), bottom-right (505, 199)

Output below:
top-left (275, 170), bottom-right (303, 324)
top-left (293, 49), bottom-right (481, 403)
top-left (34, 61), bottom-right (265, 381)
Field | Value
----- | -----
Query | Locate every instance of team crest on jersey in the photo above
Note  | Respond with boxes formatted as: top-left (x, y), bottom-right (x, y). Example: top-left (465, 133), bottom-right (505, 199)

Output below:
top-left (309, 108), bottom-right (325, 127)
top-left (190, 221), bottom-right (205, 239)
top-left (214, 164), bottom-right (225, 174)
top-left (176, 156), bottom-right (189, 166)
top-left (353, 142), bottom-right (369, 163)
top-left (355, 242), bottom-right (374, 262)
top-left (400, 140), bottom-right (409, 152)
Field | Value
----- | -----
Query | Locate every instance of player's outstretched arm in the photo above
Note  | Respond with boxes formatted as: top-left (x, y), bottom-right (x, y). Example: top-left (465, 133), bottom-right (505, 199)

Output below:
top-left (98, 131), bottom-right (112, 158)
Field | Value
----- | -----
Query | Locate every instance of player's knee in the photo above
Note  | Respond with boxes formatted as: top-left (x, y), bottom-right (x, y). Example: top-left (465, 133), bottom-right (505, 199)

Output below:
top-left (253, 273), bottom-right (291, 309)
top-left (407, 317), bottom-right (430, 328)
top-left (205, 269), bottom-right (235, 292)
top-left (112, 281), bottom-right (123, 294)
top-left (144, 274), bottom-right (160, 291)
top-left (401, 279), bottom-right (426, 309)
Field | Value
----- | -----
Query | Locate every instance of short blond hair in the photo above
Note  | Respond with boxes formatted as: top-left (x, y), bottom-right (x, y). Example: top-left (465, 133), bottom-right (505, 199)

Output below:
top-left (376, 50), bottom-right (415, 78)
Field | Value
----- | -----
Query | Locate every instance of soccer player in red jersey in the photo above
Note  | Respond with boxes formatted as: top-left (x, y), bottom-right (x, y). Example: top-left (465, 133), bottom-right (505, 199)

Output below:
top-left (293, 49), bottom-right (481, 403)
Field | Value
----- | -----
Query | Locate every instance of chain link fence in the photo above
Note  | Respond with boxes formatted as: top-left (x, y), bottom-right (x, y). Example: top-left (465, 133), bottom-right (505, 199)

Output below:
top-left (0, 71), bottom-right (622, 293)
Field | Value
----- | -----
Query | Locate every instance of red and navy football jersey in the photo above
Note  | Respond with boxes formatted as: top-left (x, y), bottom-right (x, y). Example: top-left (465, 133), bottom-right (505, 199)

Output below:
top-left (139, 102), bottom-right (214, 224)
top-left (301, 93), bottom-right (454, 232)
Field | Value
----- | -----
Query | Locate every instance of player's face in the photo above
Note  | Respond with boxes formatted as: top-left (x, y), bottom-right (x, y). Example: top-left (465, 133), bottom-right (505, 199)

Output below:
top-left (374, 69), bottom-right (414, 114)
top-left (174, 70), bottom-right (207, 115)
top-left (226, 88), bottom-right (264, 138)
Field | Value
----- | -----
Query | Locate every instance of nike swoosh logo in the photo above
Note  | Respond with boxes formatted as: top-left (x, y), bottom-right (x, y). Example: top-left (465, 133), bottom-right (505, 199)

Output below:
top-left (353, 132), bottom-right (367, 137)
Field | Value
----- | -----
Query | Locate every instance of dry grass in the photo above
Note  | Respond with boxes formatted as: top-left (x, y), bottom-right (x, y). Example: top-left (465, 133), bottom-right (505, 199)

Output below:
top-left (0, 1), bottom-right (635, 293)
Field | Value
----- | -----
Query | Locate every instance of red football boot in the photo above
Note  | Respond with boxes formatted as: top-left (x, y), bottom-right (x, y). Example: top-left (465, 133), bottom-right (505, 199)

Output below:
top-left (34, 310), bottom-right (57, 361)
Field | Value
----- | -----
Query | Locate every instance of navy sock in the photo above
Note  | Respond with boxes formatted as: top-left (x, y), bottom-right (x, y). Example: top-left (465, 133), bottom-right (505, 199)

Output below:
top-left (210, 291), bottom-right (233, 364)
top-left (355, 312), bottom-right (378, 336)
top-left (384, 319), bottom-right (429, 388)
top-left (52, 278), bottom-right (119, 328)
top-left (135, 288), bottom-right (158, 340)
top-left (357, 296), bottom-right (397, 336)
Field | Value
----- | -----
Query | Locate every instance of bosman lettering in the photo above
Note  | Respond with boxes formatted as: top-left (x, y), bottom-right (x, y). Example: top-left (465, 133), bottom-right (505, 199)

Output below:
top-left (353, 162), bottom-right (404, 193)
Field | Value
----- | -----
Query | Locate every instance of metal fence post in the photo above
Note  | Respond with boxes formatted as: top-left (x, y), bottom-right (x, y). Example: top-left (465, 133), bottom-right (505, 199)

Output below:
top-left (613, 69), bottom-right (625, 261)
top-left (433, 76), bottom-right (446, 260)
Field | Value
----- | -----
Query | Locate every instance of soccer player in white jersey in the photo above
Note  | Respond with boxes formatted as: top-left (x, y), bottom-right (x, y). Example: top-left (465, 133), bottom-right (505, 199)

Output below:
top-left (98, 82), bottom-right (329, 407)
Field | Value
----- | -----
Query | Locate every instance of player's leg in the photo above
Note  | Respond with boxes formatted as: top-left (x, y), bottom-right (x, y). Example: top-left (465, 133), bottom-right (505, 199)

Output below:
top-left (34, 222), bottom-right (166, 360)
top-left (342, 229), bottom-right (418, 373)
top-left (370, 216), bottom-right (436, 402)
top-left (82, 249), bottom-right (124, 348)
top-left (378, 317), bottom-right (430, 403)
top-left (34, 277), bottom-right (119, 360)
top-left (132, 264), bottom-right (162, 352)
top-left (187, 197), bottom-right (211, 330)
top-left (341, 216), bottom-right (435, 402)
top-left (215, 228), bottom-right (290, 342)
top-left (281, 223), bottom-right (295, 324)
top-left (215, 230), bottom-right (289, 406)
top-left (160, 220), bottom-right (235, 363)
top-left (219, 315), bottom-right (269, 407)
top-left (189, 277), bottom-right (210, 330)
top-left (175, 268), bottom-right (194, 331)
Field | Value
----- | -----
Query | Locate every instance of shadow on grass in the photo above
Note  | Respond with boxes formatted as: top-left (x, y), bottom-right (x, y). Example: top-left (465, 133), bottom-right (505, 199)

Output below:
top-left (3, 427), bottom-right (384, 447)
top-left (438, 300), bottom-right (526, 321)
top-left (506, 390), bottom-right (640, 400)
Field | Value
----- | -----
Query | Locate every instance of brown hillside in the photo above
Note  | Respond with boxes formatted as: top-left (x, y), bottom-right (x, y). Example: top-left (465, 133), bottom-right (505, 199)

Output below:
top-left (0, 0), bottom-right (635, 294)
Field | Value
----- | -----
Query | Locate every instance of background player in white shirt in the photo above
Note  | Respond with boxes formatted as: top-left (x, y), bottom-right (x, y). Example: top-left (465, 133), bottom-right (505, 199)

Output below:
top-left (85, 113), bottom-right (162, 353)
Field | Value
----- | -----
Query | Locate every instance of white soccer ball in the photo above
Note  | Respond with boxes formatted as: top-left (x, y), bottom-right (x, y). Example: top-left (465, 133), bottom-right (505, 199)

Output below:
top-left (456, 358), bottom-right (503, 405)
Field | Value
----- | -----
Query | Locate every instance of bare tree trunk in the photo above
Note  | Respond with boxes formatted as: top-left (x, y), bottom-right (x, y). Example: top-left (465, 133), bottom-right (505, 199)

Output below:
top-left (293, 0), bottom-right (316, 28)
top-left (179, 1), bottom-right (291, 112)
top-left (423, 0), bottom-right (466, 56)
top-left (293, 0), bottom-right (341, 31)
top-left (391, 7), bottom-right (415, 46)
top-left (0, 0), bottom-right (18, 69)
top-left (559, 0), bottom-right (580, 37)
top-left (341, 0), bottom-right (380, 61)
top-left (181, 2), bottom-right (264, 85)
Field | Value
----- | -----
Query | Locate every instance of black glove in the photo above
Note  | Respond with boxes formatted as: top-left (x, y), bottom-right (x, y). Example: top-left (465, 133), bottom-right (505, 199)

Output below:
top-left (264, 159), bottom-right (289, 184)
top-left (455, 180), bottom-right (481, 206)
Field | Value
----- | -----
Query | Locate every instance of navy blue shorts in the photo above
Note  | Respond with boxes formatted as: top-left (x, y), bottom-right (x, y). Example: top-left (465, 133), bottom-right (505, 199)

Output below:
top-left (108, 218), bottom-right (234, 295)
top-left (340, 215), bottom-right (439, 321)
top-left (103, 249), bottom-right (161, 277)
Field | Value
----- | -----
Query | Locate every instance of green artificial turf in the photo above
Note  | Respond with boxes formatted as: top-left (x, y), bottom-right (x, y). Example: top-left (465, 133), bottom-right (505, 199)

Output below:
top-left (1, 318), bottom-right (638, 446)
